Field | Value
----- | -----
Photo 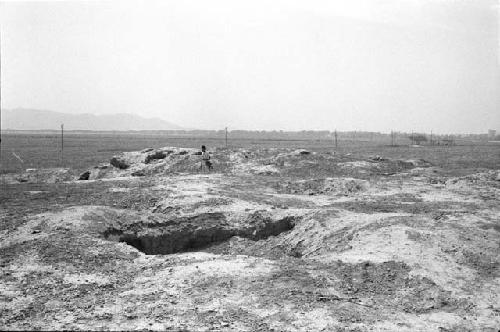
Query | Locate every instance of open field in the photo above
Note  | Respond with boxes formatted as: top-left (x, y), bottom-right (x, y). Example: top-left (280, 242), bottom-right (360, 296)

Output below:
top-left (1, 132), bottom-right (499, 174)
top-left (1, 137), bottom-right (500, 331)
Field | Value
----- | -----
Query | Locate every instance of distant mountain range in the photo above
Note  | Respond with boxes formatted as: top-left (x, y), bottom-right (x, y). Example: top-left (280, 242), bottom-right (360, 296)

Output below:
top-left (1, 108), bottom-right (183, 131)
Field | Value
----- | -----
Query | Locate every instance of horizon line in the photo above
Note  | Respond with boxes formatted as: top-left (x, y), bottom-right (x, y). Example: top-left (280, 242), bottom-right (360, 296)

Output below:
top-left (0, 128), bottom-right (496, 137)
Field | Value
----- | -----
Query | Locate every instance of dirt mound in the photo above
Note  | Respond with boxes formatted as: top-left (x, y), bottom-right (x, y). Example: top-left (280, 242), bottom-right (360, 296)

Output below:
top-left (232, 162), bottom-right (280, 175)
top-left (278, 177), bottom-right (369, 196)
top-left (292, 149), bottom-right (311, 156)
top-left (76, 147), bottom-right (208, 178)
top-left (335, 157), bottom-right (432, 177)
top-left (331, 260), bottom-right (466, 313)
top-left (110, 156), bottom-right (130, 169)
top-left (144, 150), bottom-right (168, 164)
top-left (0, 168), bottom-right (74, 184)
top-left (396, 158), bottom-right (432, 168)
top-left (446, 170), bottom-right (500, 186)
top-left (109, 148), bottom-right (197, 167)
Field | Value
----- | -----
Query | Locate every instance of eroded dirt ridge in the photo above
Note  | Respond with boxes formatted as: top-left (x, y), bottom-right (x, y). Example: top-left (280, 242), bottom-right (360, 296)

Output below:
top-left (103, 212), bottom-right (300, 255)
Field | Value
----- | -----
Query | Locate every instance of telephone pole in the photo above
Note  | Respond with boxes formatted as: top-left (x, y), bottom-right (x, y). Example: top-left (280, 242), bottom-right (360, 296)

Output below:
top-left (61, 124), bottom-right (64, 166)
top-left (225, 127), bottom-right (228, 148)
top-left (334, 130), bottom-right (338, 149)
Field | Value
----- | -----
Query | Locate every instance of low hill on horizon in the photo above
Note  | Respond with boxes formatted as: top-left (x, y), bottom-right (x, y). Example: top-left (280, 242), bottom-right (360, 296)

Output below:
top-left (1, 108), bottom-right (183, 131)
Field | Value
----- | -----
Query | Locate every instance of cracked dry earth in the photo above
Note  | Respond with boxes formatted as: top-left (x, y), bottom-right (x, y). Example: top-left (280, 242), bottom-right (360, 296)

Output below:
top-left (1, 147), bottom-right (500, 331)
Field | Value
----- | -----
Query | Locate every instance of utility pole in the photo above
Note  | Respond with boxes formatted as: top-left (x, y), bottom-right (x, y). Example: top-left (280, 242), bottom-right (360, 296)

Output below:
top-left (225, 127), bottom-right (228, 148)
top-left (334, 130), bottom-right (338, 149)
top-left (391, 131), bottom-right (394, 146)
top-left (61, 124), bottom-right (64, 166)
top-left (430, 130), bottom-right (433, 146)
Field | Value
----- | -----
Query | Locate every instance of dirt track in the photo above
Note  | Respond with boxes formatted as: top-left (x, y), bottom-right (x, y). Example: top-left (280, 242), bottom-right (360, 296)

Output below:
top-left (1, 147), bottom-right (499, 331)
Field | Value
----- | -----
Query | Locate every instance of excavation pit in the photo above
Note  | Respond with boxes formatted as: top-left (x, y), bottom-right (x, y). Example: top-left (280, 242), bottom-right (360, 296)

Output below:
top-left (103, 212), bottom-right (300, 255)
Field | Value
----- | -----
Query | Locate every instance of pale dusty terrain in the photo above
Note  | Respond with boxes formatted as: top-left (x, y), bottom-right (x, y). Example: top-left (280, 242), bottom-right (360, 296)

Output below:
top-left (1, 147), bottom-right (499, 331)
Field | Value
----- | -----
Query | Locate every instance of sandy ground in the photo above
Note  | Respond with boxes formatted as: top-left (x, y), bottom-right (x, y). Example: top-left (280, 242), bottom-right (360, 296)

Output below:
top-left (1, 147), bottom-right (499, 331)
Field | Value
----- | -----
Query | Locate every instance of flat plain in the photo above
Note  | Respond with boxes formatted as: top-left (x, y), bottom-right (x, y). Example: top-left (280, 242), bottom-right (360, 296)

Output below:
top-left (1, 133), bottom-right (499, 331)
top-left (1, 132), bottom-right (498, 173)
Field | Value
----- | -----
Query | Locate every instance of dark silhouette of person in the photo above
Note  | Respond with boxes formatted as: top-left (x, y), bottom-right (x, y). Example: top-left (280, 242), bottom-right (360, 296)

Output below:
top-left (200, 145), bottom-right (212, 172)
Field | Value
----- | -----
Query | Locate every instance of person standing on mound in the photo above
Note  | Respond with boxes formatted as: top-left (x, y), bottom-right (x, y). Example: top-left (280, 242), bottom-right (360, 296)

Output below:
top-left (200, 145), bottom-right (213, 172)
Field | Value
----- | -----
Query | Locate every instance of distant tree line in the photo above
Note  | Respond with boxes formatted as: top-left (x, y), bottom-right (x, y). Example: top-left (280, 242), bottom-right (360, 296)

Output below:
top-left (160, 130), bottom-right (492, 143)
top-left (11, 128), bottom-right (494, 144)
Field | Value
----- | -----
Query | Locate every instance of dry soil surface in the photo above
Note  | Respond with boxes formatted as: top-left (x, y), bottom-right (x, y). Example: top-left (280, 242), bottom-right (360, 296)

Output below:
top-left (1, 147), bottom-right (499, 331)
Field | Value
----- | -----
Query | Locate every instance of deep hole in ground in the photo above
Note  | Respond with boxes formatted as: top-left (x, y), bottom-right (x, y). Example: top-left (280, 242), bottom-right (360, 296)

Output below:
top-left (103, 212), bottom-right (300, 255)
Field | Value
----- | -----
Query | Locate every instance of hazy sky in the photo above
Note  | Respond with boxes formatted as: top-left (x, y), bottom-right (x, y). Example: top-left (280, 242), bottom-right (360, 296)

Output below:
top-left (1, 0), bottom-right (499, 133)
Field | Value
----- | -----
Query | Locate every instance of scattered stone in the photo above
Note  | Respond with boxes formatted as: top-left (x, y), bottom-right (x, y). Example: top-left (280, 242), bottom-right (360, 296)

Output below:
top-left (252, 165), bottom-right (280, 175)
top-left (293, 149), bottom-right (311, 155)
top-left (110, 156), bottom-right (130, 169)
top-left (78, 170), bottom-right (91, 180)
top-left (131, 170), bottom-right (146, 177)
top-left (371, 155), bottom-right (388, 161)
top-left (145, 151), bottom-right (167, 164)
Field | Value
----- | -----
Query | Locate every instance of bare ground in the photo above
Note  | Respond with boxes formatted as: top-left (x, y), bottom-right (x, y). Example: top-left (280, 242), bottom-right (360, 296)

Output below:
top-left (1, 147), bottom-right (499, 331)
